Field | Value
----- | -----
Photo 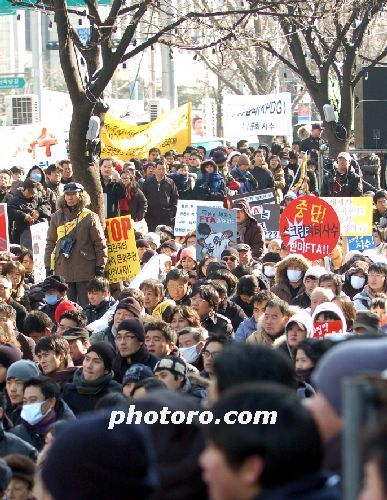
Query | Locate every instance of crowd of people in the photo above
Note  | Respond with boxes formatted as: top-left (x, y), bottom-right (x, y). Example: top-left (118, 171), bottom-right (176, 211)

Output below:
top-left (0, 132), bottom-right (384, 499)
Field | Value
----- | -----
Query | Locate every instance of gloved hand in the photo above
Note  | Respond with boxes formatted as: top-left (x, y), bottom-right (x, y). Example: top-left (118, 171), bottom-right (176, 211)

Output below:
top-left (45, 268), bottom-right (53, 277)
top-left (95, 266), bottom-right (105, 277)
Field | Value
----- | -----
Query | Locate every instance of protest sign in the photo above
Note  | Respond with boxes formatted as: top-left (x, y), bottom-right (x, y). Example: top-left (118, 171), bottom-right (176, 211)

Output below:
top-left (0, 205), bottom-right (9, 252)
top-left (101, 103), bottom-right (191, 160)
top-left (30, 221), bottom-right (48, 283)
top-left (312, 320), bottom-right (344, 338)
top-left (250, 204), bottom-right (280, 240)
top-left (196, 207), bottom-right (237, 261)
top-left (231, 188), bottom-right (276, 206)
top-left (105, 216), bottom-right (140, 283)
top-left (223, 93), bottom-right (292, 141)
top-left (322, 197), bottom-right (373, 236)
top-left (174, 200), bottom-right (223, 236)
top-left (280, 196), bottom-right (340, 260)
top-left (348, 236), bottom-right (375, 252)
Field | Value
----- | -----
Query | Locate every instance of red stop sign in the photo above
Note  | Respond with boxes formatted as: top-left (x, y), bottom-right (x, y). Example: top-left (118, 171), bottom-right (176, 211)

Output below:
top-left (279, 196), bottom-right (340, 260)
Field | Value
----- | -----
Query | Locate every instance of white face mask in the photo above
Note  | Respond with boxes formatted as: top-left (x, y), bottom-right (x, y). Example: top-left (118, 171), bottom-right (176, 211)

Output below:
top-left (179, 344), bottom-right (199, 364)
top-left (21, 400), bottom-right (51, 426)
top-left (264, 266), bottom-right (276, 278)
top-left (350, 275), bottom-right (366, 290)
top-left (287, 269), bottom-right (302, 282)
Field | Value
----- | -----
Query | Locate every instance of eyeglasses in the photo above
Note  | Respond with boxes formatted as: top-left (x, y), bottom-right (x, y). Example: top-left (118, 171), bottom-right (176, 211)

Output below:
top-left (222, 256), bottom-right (238, 262)
top-left (202, 350), bottom-right (222, 359)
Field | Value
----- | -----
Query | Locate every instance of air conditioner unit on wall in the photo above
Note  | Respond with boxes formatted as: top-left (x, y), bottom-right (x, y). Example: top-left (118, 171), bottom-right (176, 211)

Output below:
top-left (5, 94), bottom-right (39, 126)
top-left (146, 98), bottom-right (170, 122)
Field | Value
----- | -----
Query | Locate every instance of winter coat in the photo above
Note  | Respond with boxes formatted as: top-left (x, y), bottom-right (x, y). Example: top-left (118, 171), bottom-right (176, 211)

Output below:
top-left (119, 186), bottom-right (147, 221)
top-left (100, 176), bottom-right (126, 218)
top-left (270, 255), bottom-right (310, 303)
top-left (240, 217), bottom-right (265, 259)
top-left (250, 164), bottom-right (275, 190)
top-left (321, 169), bottom-right (362, 197)
top-left (7, 188), bottom-right (51, 243)
top-left (113, 344), bottom-right (159, 383)
top-left (358, 154), bottom-right (381, 191)
top-left (8, 298), bottom-right (27, 335)
top-left (300, 135), bottom-right (322, 153)
top-left (235, 315), bottom-right (257, 343)
top-left (10, 398), bottom-right (75, 452)
top-left (62, 369), bottom-right (122, 415)
top-left (218, 299), bottom-right (246, 331)
top-left (274, 311), bottom-right (314, 361)
top-left (168, 173), bottom-right (195, 199)
top-left (84, 299), bottom-right (115, 325)
top-left (0, 422), bottom-right (38, 460)
top-left (246, 327), bottom-right (281, 346)
top-left (231, 295), bottom-right (253, 317)
top-left (142, 176), bottom-right (179, 231)
top-left (282, 165), bottom-right (295, 195)
top-left (268, 165), bottom-right (285, 203)
top-left (230, 167), bottom-right (258, 194)
top-left (201, 312), bottom-right (234, 338)
top-left (46, 181), bottom-right (64, 213)
top-left (44, 194), bottom-right (107, 283)
top-left (179, 377), bottom-right (207, 400)
top-left (253, 471), bottom-right (340, 500)
top-left (90, 323), bottom-right (116, 351)
top-left (353, 286), bottom-right (373, 311)
top-left (291, 291), bottom-right (311, 308)
top-left (192, 170), bottom-right (226, 202)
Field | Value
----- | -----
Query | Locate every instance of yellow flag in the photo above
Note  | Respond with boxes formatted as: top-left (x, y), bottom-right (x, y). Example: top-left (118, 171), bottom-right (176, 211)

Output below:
top-left (101, 102), bottom-right (192, 160)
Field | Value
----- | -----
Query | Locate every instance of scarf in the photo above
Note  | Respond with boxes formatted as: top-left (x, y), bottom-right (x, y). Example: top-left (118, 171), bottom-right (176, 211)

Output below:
top-left (73, 368), bottom-right (114, 395)
top-left (201, 172), bottom-right (223, 192)
top-left (237, 219), bottom-right (249, 242)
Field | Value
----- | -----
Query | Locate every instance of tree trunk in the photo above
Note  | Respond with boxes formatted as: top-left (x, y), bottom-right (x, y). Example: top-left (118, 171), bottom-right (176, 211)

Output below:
top-left (69, 102), bottom-right (105, 221)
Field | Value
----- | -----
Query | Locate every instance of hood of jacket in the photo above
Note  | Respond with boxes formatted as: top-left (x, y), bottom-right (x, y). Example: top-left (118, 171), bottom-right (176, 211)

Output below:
top-left (285, 310), bottom-right (314, 338)
top-left (312, 302), bottom-right (347, 333)
top-left (200, 161), bottom-right (218, 174)
top-left (274, 254), bottom-right (311, 286)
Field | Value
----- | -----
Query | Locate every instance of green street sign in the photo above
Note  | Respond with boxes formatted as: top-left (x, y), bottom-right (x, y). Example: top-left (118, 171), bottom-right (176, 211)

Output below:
top-left (0, 76), bottom-right (26, 90)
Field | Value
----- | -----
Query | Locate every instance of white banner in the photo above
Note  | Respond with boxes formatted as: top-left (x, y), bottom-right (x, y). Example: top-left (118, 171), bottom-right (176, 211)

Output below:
top-left (30, 221), bottom-right (49, 284)
top-left (174, 200), bottom-right (223, 236)
top-left (223, 92), bottom-right (292, 141)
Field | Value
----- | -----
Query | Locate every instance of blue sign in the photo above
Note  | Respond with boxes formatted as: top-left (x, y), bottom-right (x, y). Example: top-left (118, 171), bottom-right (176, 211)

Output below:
top-left (0, 76), bottom-right (25, 90)
top-left (348, 236), bottom-right (375, 252)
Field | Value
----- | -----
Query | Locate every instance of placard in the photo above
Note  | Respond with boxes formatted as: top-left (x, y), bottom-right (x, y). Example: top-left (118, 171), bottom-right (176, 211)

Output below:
top-left (348, 236), bottom-right (375, 252)
top-left (30, 221), bottom-right (48, 283)
top-left (0, 204), bottom-right (9, 252)
top-left (174, 200), bottom-right (223, 236)
top-left (312, 320), bottom-right (344, 337)
top-left (250, 204), bottom-right (280, 240)
top-left (196, 207), bottom-right (237, 261)
top-left (322, 197), bottom-right (373, 236)
top-left (105, 216), bottom-right (140, 283)
top-left (231, 188), bottom-right (276, 206)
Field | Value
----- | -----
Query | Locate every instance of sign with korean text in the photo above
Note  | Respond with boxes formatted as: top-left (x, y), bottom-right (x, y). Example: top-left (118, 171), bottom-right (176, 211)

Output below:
top-left (196, 207), bottom-right (237, 261)
top-left (348, 236), bottom-right (375, 252)
top-left (312, 320), bottom-right (343, 338)
top-left (231, 188), bottom-right (276, 206)
top-left (30, 221), bottom-right (48, 283)
top-left (322, 197), bottom-right (373, 236)
top-left (251, 204), bottom-right (280, 240)
top-left (223, 93), bottom-right (292, 141)
top-left (0, 205), bottom-right (9, 252)
top-left (280, 196), bottom-right (340, 260)
top-left (174, 200), bottom-right (223, 236)
top-left (101, 103), bottom-right (191, 160)
top-left (0, 76), bottom-right (25, 90)
top-left (105, 216), bottom-right (140, 283)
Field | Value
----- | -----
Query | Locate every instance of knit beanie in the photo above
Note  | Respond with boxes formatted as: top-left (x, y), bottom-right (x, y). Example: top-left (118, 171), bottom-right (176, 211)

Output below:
top-left (154, 356), bottom-right (187, 378)
top-left (237, 154), bottom-right (250, 167)
top-left (123, 364), bottom-right (154, 386)
top-left (87, 342), bottom-right (115, 372)
top-left (115, 297), bottom-right (142, 318)
top-left (42, 413), bottom-right (157, 500)
top-left (0, 344), bottom-right (22, 368)
top-left (6, 360), bottom-right (40, 381)
top-left (117, 319), bottom-right (145, 342)
top-left (262, 252), bottom-right (281, 264)
top-left (180, 246), bottom-right (196, 262)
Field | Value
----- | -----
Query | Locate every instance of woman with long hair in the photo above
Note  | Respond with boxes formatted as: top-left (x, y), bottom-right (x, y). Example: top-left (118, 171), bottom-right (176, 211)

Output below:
top-left (2, 261), bottom-right (31, 311)
top-left (119, 171), bottom-right (148, 222)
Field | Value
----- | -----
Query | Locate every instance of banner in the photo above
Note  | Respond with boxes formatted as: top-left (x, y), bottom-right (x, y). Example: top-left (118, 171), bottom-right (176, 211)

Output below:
top-left (231, 188), bottom-right (276, 206)
top-left (322, 197), bottom-right (373, 236)
top-left (223, 93), bottom-right (292, 141)
top-left (105, 216), bottom-right (140, 283)
top-left (0, 205), bottom-right (9, 252)
top-left (196, 207), bottom-right (237, 261)
top-left (174, 200), bottom-right (223, 236)
top-left (348, 236), bottom-right (375, 252)
top-left (280, 196), bottom-right (340, 260)
top-left (313, 320), bottom-right (343, 338)
top-left (251, 204), bottom-right (280, 240)
top-left (30, 221), bottom-right (48, 283)
top-left (129, 254), bottom-right (160, 289)
top-left (101, 103), bottom-right (191, 160)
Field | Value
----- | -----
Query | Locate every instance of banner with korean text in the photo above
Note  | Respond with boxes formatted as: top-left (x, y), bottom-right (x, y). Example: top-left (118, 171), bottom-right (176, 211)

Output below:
top-left (30, 221), bottom-right (48, 283)
top-left (0, 205), bottom-right (9, 252)
top-left (174, 200), bottom-right (223, 236)
top-left (105, 216), bottom-right (140, 283)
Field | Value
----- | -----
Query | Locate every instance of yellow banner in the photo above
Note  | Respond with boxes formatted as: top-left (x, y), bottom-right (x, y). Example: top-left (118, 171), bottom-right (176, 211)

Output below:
top-left (322, 197), bottom-right (373, 236)
top-left (105, 216), bottom-right (141, 283)
top-left (101, 102), bottom-right (192, 160)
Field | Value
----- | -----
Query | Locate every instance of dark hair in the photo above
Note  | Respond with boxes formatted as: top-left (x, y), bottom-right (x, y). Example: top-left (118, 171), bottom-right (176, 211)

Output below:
top-left (149, 147), bottom-right (160, 155)
top-left (206, 279), bottom-right (227, 299)
top-left (59, 310), bottom-right (87, 328)
top-left (207, 268), bottom-right (238, 296)
top-left (296, 338), bottom-right (333, 366)
top-left (319, 273), bottom-right (342, 294)
top-left (207, 383), bottom-right (322, 488)
top-left (2, 261), bottom-right (26, 296)
top-left (131, 378), bottom-right (166, 397)
top-left (178, 326), bottom-right (207, 343)
top-left (373, 189), bottom-right (387, 203)
top-left (23, 311), bottom-right (53, 336)
top-left (232, 264), bottom-right (254, 279)
top-left (139, 279), bottom-right (164, 301)
top-left (35, 335), bottom-right (70, 366)
top-left (22, 179), bottom-right (37, 192)
top-left (197, 285), bottom-right (219, 311)
top-left (87, 277), bottom-right (109, 293)
top-left (166, 268), bottom-right (189, 284)
top-left (203, 334), bottom-right (232, 351)
top-left (99, 157), bottom-right (114, 167)
top-left (117, 288), bottom-right (145, 307)
top-left (95, 393), bottom-right (130, 411)
top-left (369, 262), bottom-right (387, 276)
top-left (252, 291), bottom-right (275, 305)
top-left (46, 163), bottom-right (62, 175)
top-left (236, 139), bottom-right (248, 150)
top-left (236, 275), bottom-right (259, 297)
top-left (332, 295), bottom-right (356, 330)
top-left (314, 310), bottom-right (340, 322)
top-left (197, 256), bottom-right (217, 278)
top-left (170, 306), bottom-right (201, 328)
top-left (145, 321), bottom-right (177, 344)
top-left (23, 376), bottom-right (60, 400)
top-left (213, 344), bottom-right (297, 397)
top-left (18, 249), bottom-right (33, 265)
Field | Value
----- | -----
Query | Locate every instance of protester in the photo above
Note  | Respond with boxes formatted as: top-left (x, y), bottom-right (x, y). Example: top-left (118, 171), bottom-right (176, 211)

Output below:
top-left (5, 361), bottom-right (40, 426)
top-left (232, 199), bottom-right (265, 259)
top-left (153, 356), bottom-right (206, 399)
top-left (4, 454), bottom-right (36, 500)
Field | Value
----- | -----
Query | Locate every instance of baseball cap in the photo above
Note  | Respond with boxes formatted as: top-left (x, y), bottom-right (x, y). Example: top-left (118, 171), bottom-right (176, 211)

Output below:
top-left (235, 243), bottom-right (251, 252)
top-left (337, 152), bottom-right (351, 162)
top-left (63, 182), bottom-right (84, 193)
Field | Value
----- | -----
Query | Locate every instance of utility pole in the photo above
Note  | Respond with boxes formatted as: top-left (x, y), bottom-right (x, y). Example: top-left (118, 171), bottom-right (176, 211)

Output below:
top-left (30, 10), bottom-right (43, 120)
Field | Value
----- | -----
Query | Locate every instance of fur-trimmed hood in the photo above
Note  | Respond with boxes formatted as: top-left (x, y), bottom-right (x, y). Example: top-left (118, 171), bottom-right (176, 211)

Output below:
top-left (57, 191), bottom-right (91, 211)
top-left (274, 254), bottom-right (311, 286)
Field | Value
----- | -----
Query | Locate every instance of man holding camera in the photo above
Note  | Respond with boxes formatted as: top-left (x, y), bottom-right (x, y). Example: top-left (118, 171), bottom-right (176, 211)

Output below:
top-left (44, 183), bottom-right (107, 308)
